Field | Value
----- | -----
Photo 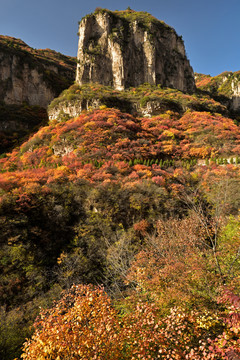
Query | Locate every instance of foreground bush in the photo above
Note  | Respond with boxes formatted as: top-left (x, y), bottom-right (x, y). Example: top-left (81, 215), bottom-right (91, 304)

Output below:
top-left (19, 284), bottom-right (240, 360)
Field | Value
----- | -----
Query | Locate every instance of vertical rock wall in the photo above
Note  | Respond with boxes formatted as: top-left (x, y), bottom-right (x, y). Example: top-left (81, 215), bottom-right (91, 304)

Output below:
top-left (0, 36), bottom-right (76, 107)
top-left (76, 9), bottom-right (195, 93)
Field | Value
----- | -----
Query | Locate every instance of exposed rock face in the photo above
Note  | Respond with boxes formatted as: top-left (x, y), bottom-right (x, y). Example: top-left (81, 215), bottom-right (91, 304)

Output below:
top-left (0, 36), bottom-right (76, 108)
top-left (231, 78), bottom-right (240, 111)
top-left (0, 55), bottom-right (53, 107)
top-left (48, 98), bottom-right (178, 120)
top-left (48, 98), bottom-right (101, 121)
top-left (76, 9), bottom-right (195, 93)
top-left (195, 71), bottom-right (240, 113)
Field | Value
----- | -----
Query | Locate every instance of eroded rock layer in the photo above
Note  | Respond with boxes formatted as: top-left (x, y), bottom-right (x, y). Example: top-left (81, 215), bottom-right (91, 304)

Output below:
top-left (76, 9), bottom-right (195, 93)
top-left (0, 36), bottom-right (76, 107)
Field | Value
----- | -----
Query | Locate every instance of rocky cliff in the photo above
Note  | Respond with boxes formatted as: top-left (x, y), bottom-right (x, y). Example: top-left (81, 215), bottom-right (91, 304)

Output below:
top-left (195, 71), bottom-right (240, 113)
top-left (76, 9), bottom-right (195, 93)
top-left (0, 36), bottom-right (76, 108)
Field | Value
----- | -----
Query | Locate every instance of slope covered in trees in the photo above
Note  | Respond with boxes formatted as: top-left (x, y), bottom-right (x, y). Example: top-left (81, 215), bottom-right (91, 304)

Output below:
top-left (0, 84), bottom-right (240, 359)
top-left (20, 285), bottom-right (240, 359)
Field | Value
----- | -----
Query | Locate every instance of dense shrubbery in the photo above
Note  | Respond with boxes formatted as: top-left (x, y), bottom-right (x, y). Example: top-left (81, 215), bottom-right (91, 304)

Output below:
top-left (19, 281), bottom-right (240, 359)
top-left (48, 82), bottom-right (227, 116)
top-left (0, 98), bottom-right (240, 358)
top-left (196, 71), bottom-right (240, 98)
top-left (16, 189), bottom-right (240, 359)
top-left (1, 108), bottom-right (240, 188)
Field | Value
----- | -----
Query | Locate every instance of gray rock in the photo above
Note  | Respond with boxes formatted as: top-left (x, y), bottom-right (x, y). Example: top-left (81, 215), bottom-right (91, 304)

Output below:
top-left (0, 37), bottom-right (75, 108)
top-left (76, 9), bottom-right (195, 93)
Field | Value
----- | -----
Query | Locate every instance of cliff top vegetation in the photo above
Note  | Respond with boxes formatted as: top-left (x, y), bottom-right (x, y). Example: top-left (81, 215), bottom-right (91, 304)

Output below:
top-left (48, 82), bottom-right (227, 118)
top-left (0, 35), bottom-right (76, 73)
top-left (81, 7), bottom-right (175, 35)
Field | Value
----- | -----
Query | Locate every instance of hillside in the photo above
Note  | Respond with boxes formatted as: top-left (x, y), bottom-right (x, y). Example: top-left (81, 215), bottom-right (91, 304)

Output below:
top-left (48, 82), bottom-right (227, 120)
top-left (1, 93), bottom-right (240, 358)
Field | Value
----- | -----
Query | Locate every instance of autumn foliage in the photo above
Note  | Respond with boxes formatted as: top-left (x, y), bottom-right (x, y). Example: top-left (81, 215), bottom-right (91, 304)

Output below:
top-left (19, 283), bottom-right (240, 360)
top-left (0, 80), bottom-right (240, 359)
top-left (0, 107), bottom-right (240, 200)
top-left (21, 285), bottom-right (121, 360)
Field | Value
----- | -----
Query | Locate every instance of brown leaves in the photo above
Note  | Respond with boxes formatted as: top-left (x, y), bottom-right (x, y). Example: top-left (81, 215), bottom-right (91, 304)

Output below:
top-left (21, 284), bottom-right (122, 360)
top-left (20, 283), bottom-right (224, 360)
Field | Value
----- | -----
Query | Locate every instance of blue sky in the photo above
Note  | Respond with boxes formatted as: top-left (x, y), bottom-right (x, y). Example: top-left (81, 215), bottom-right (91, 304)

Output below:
top-left (0, 0), bottom-right (239, 76)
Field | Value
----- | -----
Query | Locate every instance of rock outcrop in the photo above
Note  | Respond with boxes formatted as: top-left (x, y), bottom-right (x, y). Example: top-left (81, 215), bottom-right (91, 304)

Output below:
top-left (0, 36), bottom-right (76, 108)
top-left (195, 71), bottom-right (240, 113)
top-left (76, 9), bottom-right (195, 93)
top-left (48, 83), bottom-right (227, 122)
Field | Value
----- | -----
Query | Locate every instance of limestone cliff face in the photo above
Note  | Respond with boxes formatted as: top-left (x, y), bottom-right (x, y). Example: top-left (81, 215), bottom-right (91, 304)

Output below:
top-left (76, 9), bottom-right (195, 93)
top-left (0, 36), bottom-right (76, 108)
top-left (231, 77), bottom-right (240, 111)
top-left (0, 54), bottom-right (53, 107)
